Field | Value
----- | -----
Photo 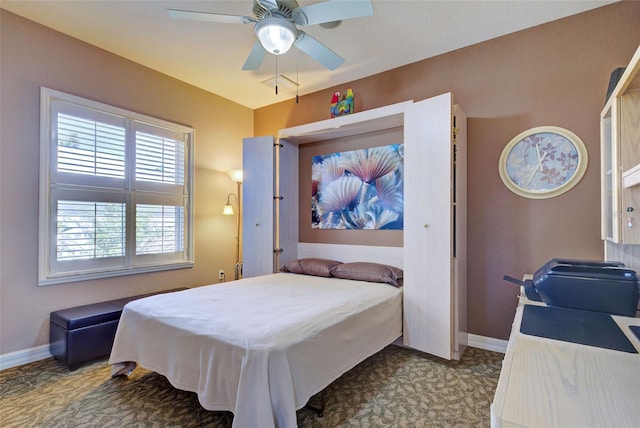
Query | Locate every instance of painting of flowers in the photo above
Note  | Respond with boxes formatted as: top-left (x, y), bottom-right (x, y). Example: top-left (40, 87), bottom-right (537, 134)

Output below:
top-left (311, 144), bottom-right (403, 229)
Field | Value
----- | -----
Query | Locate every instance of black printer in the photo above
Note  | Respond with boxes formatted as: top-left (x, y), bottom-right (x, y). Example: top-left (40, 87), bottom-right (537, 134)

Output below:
top-left (505, 258), bottom-right (639, 317)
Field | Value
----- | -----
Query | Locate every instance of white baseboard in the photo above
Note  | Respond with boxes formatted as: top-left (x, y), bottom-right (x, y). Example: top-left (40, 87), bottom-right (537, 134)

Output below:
top-left (0, 344), bottom-right (52, 371)
top-left (393, 334), bottom-right (507, 354)
top-left (467, 333), bottom-right (508, 354)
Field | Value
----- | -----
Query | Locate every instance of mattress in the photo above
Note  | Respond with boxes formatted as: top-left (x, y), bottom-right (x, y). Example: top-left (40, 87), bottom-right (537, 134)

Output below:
top-left (109, 272), bottom-right (402, 428)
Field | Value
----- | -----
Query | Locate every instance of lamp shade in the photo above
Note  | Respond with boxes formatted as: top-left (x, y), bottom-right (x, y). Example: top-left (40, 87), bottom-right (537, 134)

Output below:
top-left (222, 204), bottom-right (234, 216)
top-left (223, 192), bottom-right (237, 215)
top-left (255, 17), bottom-right (297, 55)
top-left (227, 169), bottom-right (243, 183)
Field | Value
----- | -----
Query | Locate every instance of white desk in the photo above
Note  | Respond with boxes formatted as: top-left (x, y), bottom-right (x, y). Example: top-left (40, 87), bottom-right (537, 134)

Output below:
top-left (491, 286), bottom-right (640, 427)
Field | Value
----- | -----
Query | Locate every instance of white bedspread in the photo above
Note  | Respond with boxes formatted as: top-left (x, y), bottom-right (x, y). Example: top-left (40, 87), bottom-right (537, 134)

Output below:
top-left (109, 273), bottom-right (402, 428)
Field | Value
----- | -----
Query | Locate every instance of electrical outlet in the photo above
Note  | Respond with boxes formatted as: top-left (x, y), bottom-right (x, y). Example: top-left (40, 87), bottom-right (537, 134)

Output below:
top-left (218, 270), bottom-right (225, 281)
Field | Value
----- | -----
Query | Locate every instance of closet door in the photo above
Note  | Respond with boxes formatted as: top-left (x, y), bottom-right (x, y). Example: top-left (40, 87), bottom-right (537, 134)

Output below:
top-left (242, 136), bottom-right (276, 277)
top-left (403, 93), bottom-right (455, 359)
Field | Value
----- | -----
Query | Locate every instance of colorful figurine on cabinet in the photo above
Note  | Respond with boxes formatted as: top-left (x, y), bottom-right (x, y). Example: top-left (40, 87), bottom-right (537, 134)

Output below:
top-left (330, 88), bottom-right (354, 117)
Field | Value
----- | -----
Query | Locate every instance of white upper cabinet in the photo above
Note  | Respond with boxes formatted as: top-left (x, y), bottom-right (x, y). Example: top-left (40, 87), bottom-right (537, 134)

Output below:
top-left (601, 45), bottom-right (640, 244)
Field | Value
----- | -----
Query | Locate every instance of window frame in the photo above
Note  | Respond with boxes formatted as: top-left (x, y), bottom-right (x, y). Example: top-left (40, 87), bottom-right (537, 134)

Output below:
top-left (38, 87), bottom-right (195, 285)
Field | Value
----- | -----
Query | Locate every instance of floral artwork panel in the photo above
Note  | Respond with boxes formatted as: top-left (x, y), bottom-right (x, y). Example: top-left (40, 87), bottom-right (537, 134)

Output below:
top-left (311, 144), bottom-right (404, 230)
top-left (505, 132), bottom-right (579, 192)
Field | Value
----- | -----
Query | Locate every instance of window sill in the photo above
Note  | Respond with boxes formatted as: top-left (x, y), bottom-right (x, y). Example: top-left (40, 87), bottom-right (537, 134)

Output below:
top-left (38, 261), bottom-right (194, 286)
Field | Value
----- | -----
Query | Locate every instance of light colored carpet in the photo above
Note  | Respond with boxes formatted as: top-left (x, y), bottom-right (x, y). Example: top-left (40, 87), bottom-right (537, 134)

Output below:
top-left (0, 345), bottom-right (503, 427)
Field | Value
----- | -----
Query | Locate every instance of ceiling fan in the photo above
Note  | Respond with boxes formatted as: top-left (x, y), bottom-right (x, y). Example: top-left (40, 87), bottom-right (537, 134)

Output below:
top-left (167, 0), bottom-right (373, 71)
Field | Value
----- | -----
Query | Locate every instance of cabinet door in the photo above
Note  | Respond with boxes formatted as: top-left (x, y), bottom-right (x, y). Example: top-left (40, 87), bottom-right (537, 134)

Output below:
top-left (619, 90), bottom-right (640, 243)
top-left (276, 139), bottom-right (299, 269)
top-left (601, 104), bottom-right (616, 241)
top-left (242, 136), bottom-right (275, 277)
top-left (403, 93), bottom-right (455, 359)
top-left (601, 98), bottom-right (640, 244)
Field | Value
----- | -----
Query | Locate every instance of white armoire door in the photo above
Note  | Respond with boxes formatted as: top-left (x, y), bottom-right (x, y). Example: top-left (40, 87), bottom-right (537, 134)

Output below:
top-left (242, 136), bottom-right (275, 277)
top-left (403, 93), bottom-right (467, 360)
top-left (242, 136), bottom-right (299, 277)
top-left (275, 139), bottom-right (299, 270)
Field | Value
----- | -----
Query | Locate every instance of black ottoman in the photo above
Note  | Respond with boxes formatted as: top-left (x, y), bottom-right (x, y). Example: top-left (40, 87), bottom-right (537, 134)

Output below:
top-left (50, 288), bottom-right (187, 370)
top-left (50, 301), bottom-right (122, 370)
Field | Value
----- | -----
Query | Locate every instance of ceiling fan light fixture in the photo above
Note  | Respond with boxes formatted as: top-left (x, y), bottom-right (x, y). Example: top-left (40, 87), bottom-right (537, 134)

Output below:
top-left (255, 17), bottom-right (297, 55)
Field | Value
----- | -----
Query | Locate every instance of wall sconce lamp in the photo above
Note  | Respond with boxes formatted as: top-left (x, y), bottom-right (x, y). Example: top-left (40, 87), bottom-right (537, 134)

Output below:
top-left (223, 193), bottom-right (237, 216)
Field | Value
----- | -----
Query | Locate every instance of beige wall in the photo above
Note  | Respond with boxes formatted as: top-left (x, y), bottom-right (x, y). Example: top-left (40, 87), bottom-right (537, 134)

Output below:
top-left (0, 11), bottom-right (253, 354)
top-left (255, 2), bottom-right (640, 340)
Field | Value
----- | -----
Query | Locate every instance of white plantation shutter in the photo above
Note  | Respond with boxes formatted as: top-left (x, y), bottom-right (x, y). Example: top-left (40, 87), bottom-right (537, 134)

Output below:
top-left (136, 132), bottom-right (185, 185)
top-left (39, 88), bottom-right (194, 285)
top-left (56, 200), bottom-right (126, 260)
top-left (136, 204), bottom-right (184, 255)
top-left (56, 113), bottom-right (126, 179)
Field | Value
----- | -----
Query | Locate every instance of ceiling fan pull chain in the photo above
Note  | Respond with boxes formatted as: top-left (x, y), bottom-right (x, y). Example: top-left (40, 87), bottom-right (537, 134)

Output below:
top-left (296, 48), bottom-right (299, 104)
top-left (275, 55), bottom-right (278, 95)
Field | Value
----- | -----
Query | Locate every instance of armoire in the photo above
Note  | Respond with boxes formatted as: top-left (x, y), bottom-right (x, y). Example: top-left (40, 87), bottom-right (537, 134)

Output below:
top-left (242, 93), bottom-right (467, 360)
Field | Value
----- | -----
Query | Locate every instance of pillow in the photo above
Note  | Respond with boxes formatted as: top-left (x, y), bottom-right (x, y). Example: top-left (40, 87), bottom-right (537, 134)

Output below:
top-left (279, 258), bottom-right (343, 277)
top-left (279, 259), bottom-right (305, 274)
top-left (329, 262), bottom-right (404, 287)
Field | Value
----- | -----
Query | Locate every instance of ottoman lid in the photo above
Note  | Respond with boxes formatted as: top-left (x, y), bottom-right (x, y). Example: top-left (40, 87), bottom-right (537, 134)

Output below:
top-left (51, 301), bottom-right (122, 330)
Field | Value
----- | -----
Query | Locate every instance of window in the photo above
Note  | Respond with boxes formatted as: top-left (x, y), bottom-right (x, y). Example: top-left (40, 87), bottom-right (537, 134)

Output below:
top-left (39, 87), bottom-right (194, 285)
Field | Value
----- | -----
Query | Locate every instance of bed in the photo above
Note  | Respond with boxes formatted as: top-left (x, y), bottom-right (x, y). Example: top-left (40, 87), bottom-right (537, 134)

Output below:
top-left (109, 261), bottom-right (403, 428)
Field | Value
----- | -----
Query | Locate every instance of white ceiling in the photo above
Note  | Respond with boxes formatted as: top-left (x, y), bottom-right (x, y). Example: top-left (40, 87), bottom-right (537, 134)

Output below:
top-left (1, 0), bottom-right (617, 109)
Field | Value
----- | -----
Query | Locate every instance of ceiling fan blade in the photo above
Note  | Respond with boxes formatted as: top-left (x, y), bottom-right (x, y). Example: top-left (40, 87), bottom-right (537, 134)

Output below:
top-left (257, 0), bottom-right (279, 11)
top-left (294, 32), bottom-right (345, 70)
top-left (242, 41), bottom-right (268, 71)
top-left (293, 0), bottom-right (373, 26)
top-left (167, 9), bottom-right (253, 25)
